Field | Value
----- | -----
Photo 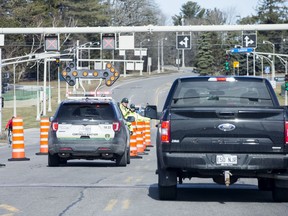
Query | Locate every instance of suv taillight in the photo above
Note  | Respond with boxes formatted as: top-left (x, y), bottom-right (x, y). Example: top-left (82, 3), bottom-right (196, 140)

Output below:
top-left (52, 122), bottom-right (59, 132)
top-left (113, 122), bottom-right (121, 132)
top-left (161, 121), bottom-right (170, 143)
top-left (285, 121), bottom-right (288, 145)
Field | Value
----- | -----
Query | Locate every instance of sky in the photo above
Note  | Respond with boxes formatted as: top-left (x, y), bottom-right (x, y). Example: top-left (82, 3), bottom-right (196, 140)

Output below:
top-left (155, 0), bottom-right (259, 24)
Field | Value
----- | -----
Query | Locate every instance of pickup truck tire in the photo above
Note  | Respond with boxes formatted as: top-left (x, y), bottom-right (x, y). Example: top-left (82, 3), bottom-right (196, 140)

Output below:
top-left (158, 168), bottom-right (177, 200)
top-left (272, 187), bottom-right (288, 202)
top-left (48, 152), bottom-right (60, 167)
top-left (272, 179), bottom-right (288, 202)
top-left (258, 178), bottom-right (274, 191)
top-left (116, 148), bottom-right (127, 167)
top-left (158, 185), bottom-right (177, 200)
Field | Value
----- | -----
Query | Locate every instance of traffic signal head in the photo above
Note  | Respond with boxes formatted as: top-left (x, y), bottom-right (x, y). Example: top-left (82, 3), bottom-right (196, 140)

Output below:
top-left (61, 62), bottom-right (120, 86)
top-left (225, 62), bottom-right (230, 71)
top-left (285, 74), bottom-right (288, 91)
top-left (55, 58), bottom-right (60, 67)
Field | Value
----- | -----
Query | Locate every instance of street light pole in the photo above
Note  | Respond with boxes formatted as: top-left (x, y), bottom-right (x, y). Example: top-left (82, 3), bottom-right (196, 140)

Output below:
top-left (161, 38), bottom-right (167, 72)
top-left (181, 17), bottom-right (185, 68)
top-left (157, 40), bottom-right (160, 73)
top-left (263, 40), bottom-right (275, 81)
top-left (276, 55), bottom-right (288, 105)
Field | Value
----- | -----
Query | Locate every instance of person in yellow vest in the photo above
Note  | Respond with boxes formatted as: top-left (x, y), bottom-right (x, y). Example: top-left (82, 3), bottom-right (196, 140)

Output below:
top-left (119, 97), bottom-right (133, 134)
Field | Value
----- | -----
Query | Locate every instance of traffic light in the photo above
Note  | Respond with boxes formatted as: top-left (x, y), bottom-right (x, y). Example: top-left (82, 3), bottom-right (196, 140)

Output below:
top-left (55, 58), bottom-right (60, 67)
top-left (285, 74), bottom-right (288, 91)
top-left (61, 61), bottom-right (120, 86)
top-left (225, 54), bottom-right (230, 71)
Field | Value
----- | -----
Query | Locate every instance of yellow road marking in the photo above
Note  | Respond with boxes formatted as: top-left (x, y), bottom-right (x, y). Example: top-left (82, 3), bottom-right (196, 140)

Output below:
top-left (0, 204), bottom-right (20, 216)
top-left (0, 204), bottom-right (19, 213)
top-left (124, 176), bottom-right (133, 183)
top-left (103, 199), bottom-right (118, 212)
top-left (122, 199), bottom-right (130, 210)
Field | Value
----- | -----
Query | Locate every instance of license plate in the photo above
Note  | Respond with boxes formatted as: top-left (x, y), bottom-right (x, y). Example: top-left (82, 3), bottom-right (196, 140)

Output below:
top-left (216, 154), bottom-right (237, 165)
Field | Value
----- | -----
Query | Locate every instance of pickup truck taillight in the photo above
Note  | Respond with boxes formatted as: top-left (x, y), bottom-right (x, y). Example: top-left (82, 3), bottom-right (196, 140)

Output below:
top-left (285, 122), bottom-right (288, 145)
top-left (161, 121), bottom-right (170, 143)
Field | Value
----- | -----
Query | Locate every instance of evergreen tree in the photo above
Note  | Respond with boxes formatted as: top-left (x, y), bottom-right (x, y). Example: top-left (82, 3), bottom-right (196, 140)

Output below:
top-left (196, 32), bottom-right (214, 75)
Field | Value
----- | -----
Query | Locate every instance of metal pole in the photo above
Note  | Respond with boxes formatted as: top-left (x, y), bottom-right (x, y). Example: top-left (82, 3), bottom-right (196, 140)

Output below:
top-left (48, 60), bottom-right (52, 112)
top-left (285, 60), bottom-right (287, 106)
top-left (181, 17), bottom-right (185, 68)
top-left (140, 41), bottom-right (143, 76)
top-left (157, 40), bottom-right (160, 73)
top-left (261, 58), bottom-right (264, 78)
top-left (0, 48), bottom-right (2, 134)
top-left (253, 51), bottom-right (256, 76)
top-left (246, 53), bottom-right (249, 76)
top-left (161, 39), bottom-right (164, 72)
top-left (57, 65), bottom-right (61, 104)
top-left (36, 60), bottom-right (40, 120)
top-left (43, 57), bottom-right (47, 116)
top-left (13, 64), bottom-right (16, 117)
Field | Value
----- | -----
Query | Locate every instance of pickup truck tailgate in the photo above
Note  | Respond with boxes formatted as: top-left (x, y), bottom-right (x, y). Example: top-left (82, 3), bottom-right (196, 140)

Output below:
top-left (169, 107), bottom-right (285, 153)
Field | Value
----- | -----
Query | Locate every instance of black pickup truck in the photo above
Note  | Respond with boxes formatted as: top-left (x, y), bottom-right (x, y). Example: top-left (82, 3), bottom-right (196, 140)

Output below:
top-left (145, 76), bottom-right (288, 201)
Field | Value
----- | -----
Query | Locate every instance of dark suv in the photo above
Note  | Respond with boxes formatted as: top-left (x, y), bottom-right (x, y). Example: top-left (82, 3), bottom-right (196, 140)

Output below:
top-left (48, 96), bottom-right (133, 167)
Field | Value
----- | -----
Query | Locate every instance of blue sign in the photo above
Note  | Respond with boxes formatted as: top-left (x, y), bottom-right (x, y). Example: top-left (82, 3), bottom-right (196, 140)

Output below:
top-left (230, 48), bottom-right (254, 53)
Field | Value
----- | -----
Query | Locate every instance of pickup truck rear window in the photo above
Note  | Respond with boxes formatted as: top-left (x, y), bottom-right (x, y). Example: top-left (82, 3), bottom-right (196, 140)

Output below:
top-left (171, 79), bottom-right (273, 107)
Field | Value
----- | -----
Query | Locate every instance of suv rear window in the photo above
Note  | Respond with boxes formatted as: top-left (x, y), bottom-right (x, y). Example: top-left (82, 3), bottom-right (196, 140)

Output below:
top-left (56, 103), bottom-right (115, 120)
top-left (171, 79), bottom-right (273, 107)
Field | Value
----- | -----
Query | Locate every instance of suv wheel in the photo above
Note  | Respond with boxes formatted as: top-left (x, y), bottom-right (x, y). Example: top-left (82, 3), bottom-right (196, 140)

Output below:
top-left (48, 152), bottom-right (60, 167)
top-left (127, 147), bottom-right (131, 164)
top-left (116, 148), bottom-right (127, 167)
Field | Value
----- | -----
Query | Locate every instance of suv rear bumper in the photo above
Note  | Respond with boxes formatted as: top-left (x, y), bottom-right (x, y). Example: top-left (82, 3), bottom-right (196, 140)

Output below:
top-left (160, 152), bottom-right (288, 172)
top-left (49, 142), bottom-right (126, 159)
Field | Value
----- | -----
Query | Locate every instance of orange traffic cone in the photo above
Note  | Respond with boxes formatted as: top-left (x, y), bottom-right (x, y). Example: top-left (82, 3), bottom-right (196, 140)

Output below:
top-left (8, 117), bottom-right (30, 161)
top-left (144, 120), bottom-right (153, 147)
top-left (130, 121), bottom-right (142, 159)
top-left (136, 121), bottom-right (148, 155)
top-left (36, 117), bottom-right (50, 155)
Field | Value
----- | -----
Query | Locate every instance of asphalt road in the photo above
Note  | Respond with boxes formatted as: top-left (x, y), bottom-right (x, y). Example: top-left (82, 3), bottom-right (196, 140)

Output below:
top-left (0, 71), bottom-right (287, 216)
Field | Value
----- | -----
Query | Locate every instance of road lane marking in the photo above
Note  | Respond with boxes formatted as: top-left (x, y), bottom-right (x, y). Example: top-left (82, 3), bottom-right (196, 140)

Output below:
top-left (124, 176), bottom-right (133, 183)
top-left (122, 199), bottom-right (130, 210)
top-left (0, 204), bottom-right (20, 215)
top-left (103, 199), bottom-right (117, 212)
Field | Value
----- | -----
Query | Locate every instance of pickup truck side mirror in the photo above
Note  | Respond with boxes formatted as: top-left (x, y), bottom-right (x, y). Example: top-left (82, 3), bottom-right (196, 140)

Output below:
top-left (145, 105), bottom-right (158, 119)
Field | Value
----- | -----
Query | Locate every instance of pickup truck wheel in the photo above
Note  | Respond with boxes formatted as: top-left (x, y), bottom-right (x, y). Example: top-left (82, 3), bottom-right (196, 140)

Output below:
top-left (272, 187), bottom-right (288, 202)
top-left (158, 168), bottom-right (177, 200)
top-left (158, 185), bottom-right (177, 200)
top-left (258, 178), bottom-right (274, 191)
top-left (116, 149), bottom-right (127, 167)
top-left (59, 159), bottom-right (67, 165)
top-left (48, 152), bottom-right (60, 167)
